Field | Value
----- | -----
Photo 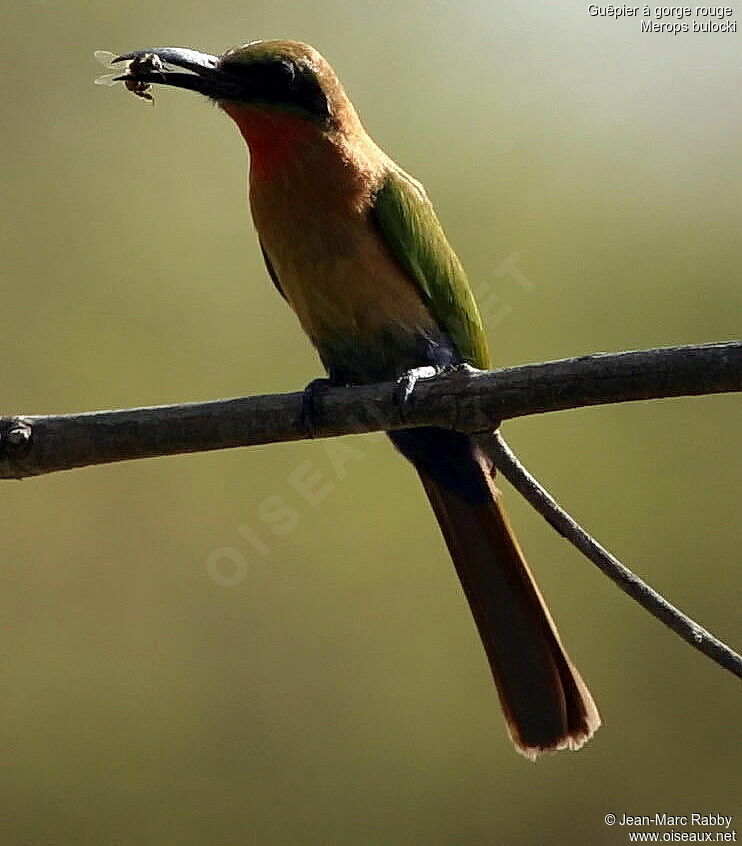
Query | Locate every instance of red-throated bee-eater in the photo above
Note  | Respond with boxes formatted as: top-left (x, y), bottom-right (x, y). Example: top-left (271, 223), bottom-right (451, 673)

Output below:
top-left (112, 41), bottom-right (600, 758)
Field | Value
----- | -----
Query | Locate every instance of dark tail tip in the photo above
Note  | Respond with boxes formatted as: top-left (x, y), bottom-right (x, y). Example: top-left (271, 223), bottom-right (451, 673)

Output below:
top-left (510, 662), bottom-right (601, 760)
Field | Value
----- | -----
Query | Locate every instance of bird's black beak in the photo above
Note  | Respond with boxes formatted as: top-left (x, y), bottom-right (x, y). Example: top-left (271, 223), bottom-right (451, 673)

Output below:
top-left (113, 47), bottom-right (242, 100)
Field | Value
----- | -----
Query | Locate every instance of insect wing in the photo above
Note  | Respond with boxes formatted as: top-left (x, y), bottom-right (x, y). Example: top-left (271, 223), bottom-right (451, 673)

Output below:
top-left (94, 50), bottom-right (124, 86)
top-left (94, 73), bottom-right (121, 87)
top-left (94, 50), bottom-right (118, 68)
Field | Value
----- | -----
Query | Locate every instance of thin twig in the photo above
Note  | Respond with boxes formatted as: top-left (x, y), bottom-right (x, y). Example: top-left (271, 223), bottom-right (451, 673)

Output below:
top-left (0, 340), bottom-right (739, 678)
top-left (0, 342), bottom-right (739, 478)
top-left (485, 432), bottom-right (742, 679)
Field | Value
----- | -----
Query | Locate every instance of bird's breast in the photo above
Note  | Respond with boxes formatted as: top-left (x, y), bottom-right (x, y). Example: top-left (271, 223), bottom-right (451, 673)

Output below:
top-left (250, 154), bottom-right (442, 381)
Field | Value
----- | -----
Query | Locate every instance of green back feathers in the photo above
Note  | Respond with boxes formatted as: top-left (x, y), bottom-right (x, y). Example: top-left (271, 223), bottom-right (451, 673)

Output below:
top-left (372, 170), bottom-right (490, 370)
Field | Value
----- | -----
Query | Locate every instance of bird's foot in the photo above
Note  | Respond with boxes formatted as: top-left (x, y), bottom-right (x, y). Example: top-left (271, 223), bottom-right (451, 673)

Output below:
top-left (396, 362), bottom-right (483, 423)
top-left (447, 362), bottom-right (481, 378)
top-left (301, 378), bottom-right (335, 438)
top-left (396, 365), bottom-right (441, 423)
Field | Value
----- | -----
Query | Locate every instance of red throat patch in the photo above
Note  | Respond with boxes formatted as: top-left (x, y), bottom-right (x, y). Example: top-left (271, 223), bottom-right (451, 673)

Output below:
top-left (220, 103), bottom-right (317, 179)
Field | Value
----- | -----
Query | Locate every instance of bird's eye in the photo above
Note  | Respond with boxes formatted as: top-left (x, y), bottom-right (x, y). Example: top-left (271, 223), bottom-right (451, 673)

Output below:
top-left (252, 59), bottom-right (298, 95)
top-left (275, 61), bottom-right (296, 85)
top-left (224, 58), bottom-right (296, 91)
top-left (219, 56), bottom-right (329, 121)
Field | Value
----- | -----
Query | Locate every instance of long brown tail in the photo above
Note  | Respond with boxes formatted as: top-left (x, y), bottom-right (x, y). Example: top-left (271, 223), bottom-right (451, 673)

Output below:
top-left (390, 428), bottom-right (600, 758)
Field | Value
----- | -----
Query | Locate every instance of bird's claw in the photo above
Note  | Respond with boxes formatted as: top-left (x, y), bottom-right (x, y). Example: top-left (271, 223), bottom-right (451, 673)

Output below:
top-left (396, 365), bottom-right (440, 422)
top-left (301, 378), bottom-right (334, 438)
top-left (449, 362), bottom-right (481, 378)
top-left (396, 362), bottom-right (482, 422)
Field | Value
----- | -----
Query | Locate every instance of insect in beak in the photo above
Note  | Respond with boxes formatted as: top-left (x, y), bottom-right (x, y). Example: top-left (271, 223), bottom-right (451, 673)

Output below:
top-left (94, 50), bottom-right (165, 104)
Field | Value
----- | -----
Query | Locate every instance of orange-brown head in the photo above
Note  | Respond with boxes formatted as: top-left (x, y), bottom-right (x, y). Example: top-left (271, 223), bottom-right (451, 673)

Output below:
top-left (114, 41), bottom-right (364, 174)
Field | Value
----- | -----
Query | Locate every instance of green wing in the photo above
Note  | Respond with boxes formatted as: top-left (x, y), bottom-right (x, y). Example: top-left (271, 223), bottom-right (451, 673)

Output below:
top-left (372, 169), bottom-right (490, 369)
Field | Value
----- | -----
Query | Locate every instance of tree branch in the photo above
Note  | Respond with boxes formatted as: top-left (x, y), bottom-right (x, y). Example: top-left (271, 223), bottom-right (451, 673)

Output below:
top-left (483, 433), bottom-right (742, 680)
top-left (1, 342), bottom-right (739, 479)
top-left (1, 340), bottom-right (739, 679)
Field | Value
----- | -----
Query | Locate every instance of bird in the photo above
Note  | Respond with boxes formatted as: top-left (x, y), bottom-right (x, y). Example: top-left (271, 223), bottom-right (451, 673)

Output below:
top-left (112, 40), bottom-right (600, 758)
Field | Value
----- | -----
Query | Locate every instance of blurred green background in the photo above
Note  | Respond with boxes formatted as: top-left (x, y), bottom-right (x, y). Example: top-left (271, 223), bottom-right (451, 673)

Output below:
top-left (2, 2), bottom-right (740, 844)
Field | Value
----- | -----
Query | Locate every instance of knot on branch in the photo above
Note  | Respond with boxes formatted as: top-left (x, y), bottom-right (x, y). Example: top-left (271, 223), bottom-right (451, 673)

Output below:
top-left (0, 417), bottom-right (33, 478)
